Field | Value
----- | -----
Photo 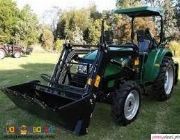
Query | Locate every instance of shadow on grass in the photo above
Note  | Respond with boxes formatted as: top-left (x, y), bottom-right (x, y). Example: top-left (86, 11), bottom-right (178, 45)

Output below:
top-left (0, 63), bottom-right (55, 86)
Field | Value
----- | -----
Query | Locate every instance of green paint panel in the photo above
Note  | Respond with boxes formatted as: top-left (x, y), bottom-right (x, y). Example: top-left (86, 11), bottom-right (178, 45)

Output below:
top-left (143, 47), bottom-right (173, 82)
top-left (104, 63), bottom-right (122, 88)
top-left (83, 48), bottom-right (127, 88)
top-left (108, 80), bottom-right (115, 88)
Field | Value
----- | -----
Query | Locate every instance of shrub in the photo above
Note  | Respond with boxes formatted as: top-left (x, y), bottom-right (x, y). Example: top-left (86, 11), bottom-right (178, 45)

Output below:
top-left (40, 28), bottom-right (54, 50)
top-left (169, 41), bottom-right (180, 57)
top-left (54, 39), bottom-right (64, 52)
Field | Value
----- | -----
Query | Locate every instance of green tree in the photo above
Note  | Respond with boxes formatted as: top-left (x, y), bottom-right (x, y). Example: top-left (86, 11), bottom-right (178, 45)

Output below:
top-left (40, 26), bottom-right (54, 50)
top-left (56, 18), bottom-right (66, 39)
top-left (0, 0), bottom-right (39, 47)
top-left (144, 0), bottom-right (177, 37)
top-left (0, 0), bottom-right (19, 43)
top-left (163, 0), bottom-right (177, 37)
top-left (175, 0), bottom-right (180, 32)
top-left (15, 5), bottom-right (39, 47)
top-left (88, 19), bottom-right (102, 44)
top-left (89, 5), bottom-right (102, 20)
top-left (54, 39), bottom-right (64, 52)
top-left (56, 9), bottom-right (90, 41)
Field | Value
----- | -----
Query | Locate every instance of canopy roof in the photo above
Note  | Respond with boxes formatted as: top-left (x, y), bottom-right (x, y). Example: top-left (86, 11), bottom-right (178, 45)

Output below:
top-left (114, 6), bottom-right (163, 17)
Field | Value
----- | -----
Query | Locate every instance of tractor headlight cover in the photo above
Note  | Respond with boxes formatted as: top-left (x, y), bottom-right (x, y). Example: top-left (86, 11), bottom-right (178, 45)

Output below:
top-left (78, 64), bottom-right (88, 74)
top-left (77, 63), bottom-right (93, 74)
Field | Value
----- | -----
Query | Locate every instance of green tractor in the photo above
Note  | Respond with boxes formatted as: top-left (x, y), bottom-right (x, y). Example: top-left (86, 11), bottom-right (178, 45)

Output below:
top-left (1, 7), bottom-right (179, 135)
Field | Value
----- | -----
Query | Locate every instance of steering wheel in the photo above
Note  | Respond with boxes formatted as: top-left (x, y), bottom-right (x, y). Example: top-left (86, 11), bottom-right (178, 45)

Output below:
top-left (125, 42), bottom-right (139, 52)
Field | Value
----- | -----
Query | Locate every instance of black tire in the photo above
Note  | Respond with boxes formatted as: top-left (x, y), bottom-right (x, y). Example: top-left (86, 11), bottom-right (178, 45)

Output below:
top-left (152, 57), bottom-right (175, 101)
top-left (0, 49), bottom-right (5, 59)
top-left (13, 51), bottom-right (21, 58)
top-left (112, 81), bottom-right (141, 125)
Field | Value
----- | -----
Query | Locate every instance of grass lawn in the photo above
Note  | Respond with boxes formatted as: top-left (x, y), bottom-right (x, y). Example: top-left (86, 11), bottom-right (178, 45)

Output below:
top-left (0, 53), bottom-right (180, 140)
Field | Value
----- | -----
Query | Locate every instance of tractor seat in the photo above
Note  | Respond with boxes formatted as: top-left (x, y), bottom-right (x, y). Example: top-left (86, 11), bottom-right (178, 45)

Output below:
top-left (137, 30), bottom-right (151, 52)
top-left (138, 40), bottom-right (150, 52)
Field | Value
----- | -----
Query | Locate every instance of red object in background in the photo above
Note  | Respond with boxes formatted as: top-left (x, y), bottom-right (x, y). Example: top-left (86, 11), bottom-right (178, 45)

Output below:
top-left (43, 126), bottom-right (49, 133)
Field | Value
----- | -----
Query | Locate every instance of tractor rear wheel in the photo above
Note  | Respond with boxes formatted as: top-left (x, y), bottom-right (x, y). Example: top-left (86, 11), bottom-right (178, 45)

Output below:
top-left (112, 81), bottom-right (141, 125)
top-left (0, 49), bottom-right (5, 59)
top-left (152, 57), bottom-right (175, 101)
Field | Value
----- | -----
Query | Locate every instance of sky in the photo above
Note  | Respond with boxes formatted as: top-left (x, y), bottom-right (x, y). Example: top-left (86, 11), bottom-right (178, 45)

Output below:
top-left (16, 0), bottom-right (116, 24)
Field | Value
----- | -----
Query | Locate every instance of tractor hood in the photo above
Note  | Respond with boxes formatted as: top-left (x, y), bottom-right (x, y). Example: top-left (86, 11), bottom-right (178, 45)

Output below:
top-left (79, 46), bottom-right (134, 88)
top-left (83, 46), bottom-right (134, 61)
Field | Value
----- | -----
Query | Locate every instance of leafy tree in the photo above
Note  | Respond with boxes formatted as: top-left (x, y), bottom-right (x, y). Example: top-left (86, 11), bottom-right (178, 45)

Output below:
top-left (144, 0), bottom-right (177, 37)
top-left (72, 26), bottom-right (84, 44)
top-left (0, 0), bottom-right (39, 47)
top-left (89, 5), bottom-right (102, 20)
top-left (175, 0), bottom-right (180, 32)
top-left (40, 26), bottom-right (54, 50)
top-left (56, 18), bottom-right (66, 39)
top-left (56, 9), bottom-right (90, 42)
top-left (83, 28), bottom-right (90, 43)
top-left (55, 6), bottom-right (107, 45)
top-left (142, 0), bottom-right (164, 7)
top-left (54, 39), bottom-right (64, 52)
top-left (88, 19), bottom-right (102, 44)
top-left (163, 0), bottom-right (177, 37)
top-left (0, 0), bottom-right (19, 43)
top-left (15, 5), bottom-right (39, 47)
top-left (115, 0), bottom-right (157, 43)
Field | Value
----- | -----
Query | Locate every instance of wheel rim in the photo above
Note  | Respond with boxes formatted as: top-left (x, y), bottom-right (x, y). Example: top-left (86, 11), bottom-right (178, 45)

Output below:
top-left (0, 51), bottom-right (5, 59)
top-left (14, 52), bottom-right (20, 58)
top-left (124, 90), bottom-right (139, 120)
top-left (164, 66), bottom-right (174, 95)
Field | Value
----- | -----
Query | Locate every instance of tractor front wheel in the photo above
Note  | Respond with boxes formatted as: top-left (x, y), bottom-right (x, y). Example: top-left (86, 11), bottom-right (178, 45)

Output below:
top-left (112, 81), bottom-right (141, 125)
top-left (152, 57), bottom-right (175, 101)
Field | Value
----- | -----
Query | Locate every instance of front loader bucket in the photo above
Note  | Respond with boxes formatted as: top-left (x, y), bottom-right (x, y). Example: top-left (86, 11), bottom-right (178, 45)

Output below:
top-left (1, 81), bottom-right (95, 135)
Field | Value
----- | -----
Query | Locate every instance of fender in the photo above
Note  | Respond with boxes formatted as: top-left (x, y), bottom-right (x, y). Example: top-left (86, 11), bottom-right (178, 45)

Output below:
top-left (143, 47), bottom-right (173, 83)
top-left (13, 46), bottom-right (22, 53)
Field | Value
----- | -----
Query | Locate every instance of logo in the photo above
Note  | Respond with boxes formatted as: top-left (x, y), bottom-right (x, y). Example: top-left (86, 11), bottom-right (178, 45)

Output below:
top-left (20, 125), bottom-right (27, 135)
top-left (6, 126), bottom-right (16, 134)
top-left (33, 126), bottom-right (41, 133)
top-left (4, 123), bottom-right (59, 138)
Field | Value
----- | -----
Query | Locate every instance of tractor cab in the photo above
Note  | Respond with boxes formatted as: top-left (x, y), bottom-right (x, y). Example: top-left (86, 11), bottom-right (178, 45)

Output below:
top-left (114, 6), bottom-right (164, 53)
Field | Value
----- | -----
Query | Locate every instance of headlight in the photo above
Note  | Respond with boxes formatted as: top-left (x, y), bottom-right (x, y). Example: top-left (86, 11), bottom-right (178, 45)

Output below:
top-left (77, 63), bottom-right (93, 74)
top-left (78, 64), bottom-right (88, 74)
